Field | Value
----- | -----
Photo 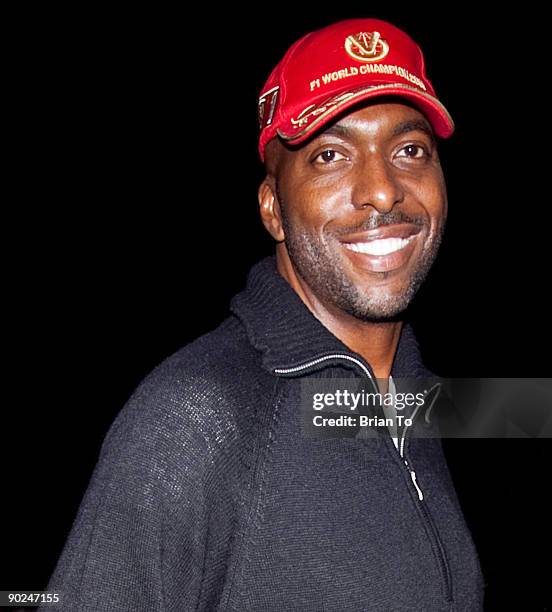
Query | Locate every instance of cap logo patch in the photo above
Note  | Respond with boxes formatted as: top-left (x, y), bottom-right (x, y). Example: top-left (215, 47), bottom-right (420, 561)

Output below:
top-left (345, 31), bottom-right (389, 62)
top-left (258, 86), bottom-right (280, 129)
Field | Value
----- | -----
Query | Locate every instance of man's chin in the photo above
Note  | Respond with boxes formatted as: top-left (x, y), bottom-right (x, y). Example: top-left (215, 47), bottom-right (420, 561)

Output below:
top-left (339, 293), bottom-right (412, 323)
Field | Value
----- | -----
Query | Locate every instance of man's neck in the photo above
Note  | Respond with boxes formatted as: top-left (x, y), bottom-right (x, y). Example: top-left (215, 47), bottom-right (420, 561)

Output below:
top-left (305, 302), bottom-right (402, 383)
top-left (276, 253), bottom-right (403, 381)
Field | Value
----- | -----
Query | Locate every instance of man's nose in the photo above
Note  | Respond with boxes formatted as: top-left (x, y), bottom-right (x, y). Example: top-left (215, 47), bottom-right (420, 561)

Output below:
top-left (350, 153), bottom-right (404, 213)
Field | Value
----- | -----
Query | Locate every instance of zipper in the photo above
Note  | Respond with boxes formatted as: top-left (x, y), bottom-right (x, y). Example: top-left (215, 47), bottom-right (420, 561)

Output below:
top-left (407, 460), bottom-right (424, 501)
top-left (275, 353), bottom-right (453, 602)
top-left (276, 354), bottom-right (426, 497)
top-left (399, 402), bottom-right (424, 500)
top-left (275, 353), bottom-right (375, 378)
top-left (399, 393), bottom-right (452, 602)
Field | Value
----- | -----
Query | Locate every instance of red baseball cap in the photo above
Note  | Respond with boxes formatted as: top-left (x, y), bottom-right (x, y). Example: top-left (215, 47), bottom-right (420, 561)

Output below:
top-left (258, 18), bottom-right (454, 161)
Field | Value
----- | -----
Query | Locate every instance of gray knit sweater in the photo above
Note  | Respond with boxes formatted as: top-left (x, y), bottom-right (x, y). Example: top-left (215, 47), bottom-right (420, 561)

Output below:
top-left (43, 256), bottom-right (484, 611)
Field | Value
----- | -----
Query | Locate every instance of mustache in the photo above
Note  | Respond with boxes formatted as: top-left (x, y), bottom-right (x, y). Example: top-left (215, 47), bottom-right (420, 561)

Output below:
top-left (331, 211), bottom-right (425, 237)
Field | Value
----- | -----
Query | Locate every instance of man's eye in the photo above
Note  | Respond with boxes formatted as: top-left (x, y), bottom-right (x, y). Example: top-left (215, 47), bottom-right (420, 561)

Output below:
top-left (313, 149), bottom-right (347, 164)
top-left (396, 144), bottom-right (428, 159)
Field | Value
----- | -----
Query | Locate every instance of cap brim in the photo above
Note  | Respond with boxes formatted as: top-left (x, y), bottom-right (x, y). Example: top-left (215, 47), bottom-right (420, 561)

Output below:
top-left (276, 83), bottom-right (454, 145)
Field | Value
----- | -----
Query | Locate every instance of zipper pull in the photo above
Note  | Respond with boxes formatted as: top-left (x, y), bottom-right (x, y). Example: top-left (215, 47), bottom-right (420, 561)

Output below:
top-left (409, 469), bottom-right (424, 501)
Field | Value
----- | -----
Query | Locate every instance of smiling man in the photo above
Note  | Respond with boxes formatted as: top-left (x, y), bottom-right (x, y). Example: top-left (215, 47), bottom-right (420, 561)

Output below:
top-left (259, 100), bottom-right (447, 381)
top-left (44, 18), bottom-right (484, 612)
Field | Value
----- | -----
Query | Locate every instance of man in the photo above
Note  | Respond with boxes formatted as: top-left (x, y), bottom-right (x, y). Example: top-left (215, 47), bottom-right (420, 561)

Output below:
top-left (44, 18), bottom-right (484, 611)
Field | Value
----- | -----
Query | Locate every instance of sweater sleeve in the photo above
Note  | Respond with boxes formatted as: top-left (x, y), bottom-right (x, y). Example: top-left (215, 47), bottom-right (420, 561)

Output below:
top-left (40, 367), bottom-right (212, 612)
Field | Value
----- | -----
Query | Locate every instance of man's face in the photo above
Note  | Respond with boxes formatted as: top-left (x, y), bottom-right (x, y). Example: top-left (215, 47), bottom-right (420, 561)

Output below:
top-left (261, 101), bottom-right (448, 322)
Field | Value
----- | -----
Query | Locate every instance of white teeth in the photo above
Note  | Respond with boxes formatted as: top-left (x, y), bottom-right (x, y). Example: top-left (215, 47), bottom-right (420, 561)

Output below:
top-left (344, 236), bottom-right (413, 256)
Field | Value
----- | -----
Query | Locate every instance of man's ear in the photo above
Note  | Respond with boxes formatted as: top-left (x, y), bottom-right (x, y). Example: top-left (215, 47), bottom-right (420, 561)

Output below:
top-left (258, 178), bottom-right (285, 242)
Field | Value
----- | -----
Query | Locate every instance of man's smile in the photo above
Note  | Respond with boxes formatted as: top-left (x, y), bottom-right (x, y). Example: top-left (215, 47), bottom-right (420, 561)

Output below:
top-left (339, 223), bottom-right (421, 273)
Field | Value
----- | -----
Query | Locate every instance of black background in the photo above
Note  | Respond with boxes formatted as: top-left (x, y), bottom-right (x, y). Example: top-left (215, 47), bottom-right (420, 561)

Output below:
top-left (3, 5), bottom-right (551, 611)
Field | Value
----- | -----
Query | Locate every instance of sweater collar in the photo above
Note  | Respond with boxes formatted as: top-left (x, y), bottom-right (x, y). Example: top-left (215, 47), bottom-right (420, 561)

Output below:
top-left (230, 256), bottom-right (431, 378)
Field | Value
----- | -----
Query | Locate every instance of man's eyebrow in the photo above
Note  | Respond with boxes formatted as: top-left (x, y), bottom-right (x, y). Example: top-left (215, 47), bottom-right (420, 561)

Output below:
top-left (392, 119), bottom-right (435, 140)
top-left (320, 124), bottom-right (355, 139)
top-left (319, 118), bottom-right (435, 141)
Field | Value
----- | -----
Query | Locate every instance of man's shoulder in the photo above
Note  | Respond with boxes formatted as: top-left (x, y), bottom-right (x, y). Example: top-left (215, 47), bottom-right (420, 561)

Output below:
top-left (143, 312), bottom-right (267, 399)
top-left (99, 314), bottom-right (273, 472)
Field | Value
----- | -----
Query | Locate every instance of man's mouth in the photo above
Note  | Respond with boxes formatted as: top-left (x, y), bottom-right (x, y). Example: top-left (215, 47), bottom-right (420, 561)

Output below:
top-left (343, 236), bottom-right (415, 256)
top-left (338, 224), bottom-right (421, 274)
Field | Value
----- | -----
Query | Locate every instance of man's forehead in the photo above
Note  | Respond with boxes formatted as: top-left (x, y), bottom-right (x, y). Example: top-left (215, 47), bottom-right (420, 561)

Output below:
top-left (315, 102), bottom-right (434, 141)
